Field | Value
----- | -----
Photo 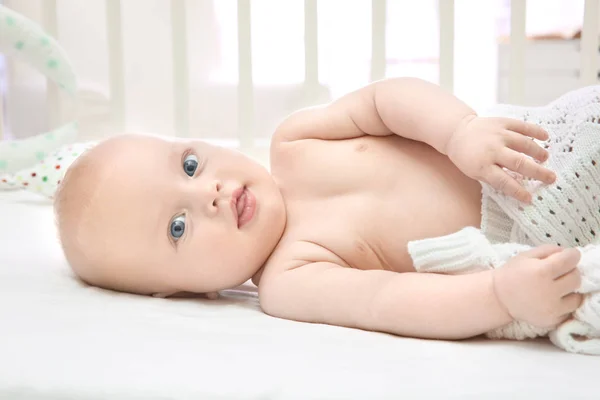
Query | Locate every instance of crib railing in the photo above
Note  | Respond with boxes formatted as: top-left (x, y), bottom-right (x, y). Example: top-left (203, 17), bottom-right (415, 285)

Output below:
top-left (1, 0), bottom-right (600, 144)
top-left (581, 0), bottom-right (600, 85)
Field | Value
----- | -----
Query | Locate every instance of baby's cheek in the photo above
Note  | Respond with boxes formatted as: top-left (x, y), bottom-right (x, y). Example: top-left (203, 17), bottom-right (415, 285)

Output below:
top-left (194, 223), bottom-right (253, 266)
top-left (198, 223), bottom-right (234, 249)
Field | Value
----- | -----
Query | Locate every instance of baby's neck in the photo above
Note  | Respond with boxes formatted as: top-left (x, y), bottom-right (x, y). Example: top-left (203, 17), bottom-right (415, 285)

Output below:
top-left (251, 193), bottom-right (288, 287)
top-left (251, 267), bottom-right (265, 286)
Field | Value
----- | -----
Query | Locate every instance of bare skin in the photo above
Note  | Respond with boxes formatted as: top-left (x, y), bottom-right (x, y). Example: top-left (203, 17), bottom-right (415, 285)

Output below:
top-left (55, 135), bottom-right (287, 296)
top-left (258, 78), bottom-right (580, 340)
top-left (56, 77), bottom-right (583, 341)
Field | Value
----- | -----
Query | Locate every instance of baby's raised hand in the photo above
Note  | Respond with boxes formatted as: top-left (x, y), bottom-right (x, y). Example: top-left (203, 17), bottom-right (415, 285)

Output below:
top-left (493, 246), bottom-right (583, 328)
top-left (446, 116), bottom-right (556, 203)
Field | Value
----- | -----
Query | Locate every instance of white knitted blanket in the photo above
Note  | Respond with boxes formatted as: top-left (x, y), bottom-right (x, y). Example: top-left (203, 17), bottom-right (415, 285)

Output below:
top-left (408, 85), bottom-right (600, 355)
top-left (479, 85), bottom-right (600, 248)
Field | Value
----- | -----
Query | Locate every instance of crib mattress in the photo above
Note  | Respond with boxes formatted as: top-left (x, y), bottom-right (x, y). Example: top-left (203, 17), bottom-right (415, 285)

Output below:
top-left (0, 190), bottom-right (598, 400)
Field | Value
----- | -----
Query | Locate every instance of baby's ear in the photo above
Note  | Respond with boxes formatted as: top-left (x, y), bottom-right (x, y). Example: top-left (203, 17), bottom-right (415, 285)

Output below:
top-left (204, 292), bottom-right (219, 300)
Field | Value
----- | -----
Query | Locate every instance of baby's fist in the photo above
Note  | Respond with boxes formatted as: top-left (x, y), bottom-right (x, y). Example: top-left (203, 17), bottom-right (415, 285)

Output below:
top-left (493, 245), bottom-right (583, 327)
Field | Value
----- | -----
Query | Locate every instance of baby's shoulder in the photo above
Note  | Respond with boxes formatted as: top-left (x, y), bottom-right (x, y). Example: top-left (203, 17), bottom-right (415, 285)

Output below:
top-left (269, 128), bottom-right (320, 167)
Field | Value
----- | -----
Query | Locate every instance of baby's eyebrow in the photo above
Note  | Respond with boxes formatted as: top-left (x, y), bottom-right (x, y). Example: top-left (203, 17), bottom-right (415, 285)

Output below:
top-left (154, 207), bottom-right (173, 250)
top-left (169, 143), bottom-right (183, 171)
top-left (154, 195), bottom-right (178, 253)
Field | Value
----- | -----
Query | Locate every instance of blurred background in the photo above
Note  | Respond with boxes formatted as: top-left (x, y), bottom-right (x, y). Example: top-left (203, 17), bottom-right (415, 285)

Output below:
top-left (0, 0), bottom-right (591, 157)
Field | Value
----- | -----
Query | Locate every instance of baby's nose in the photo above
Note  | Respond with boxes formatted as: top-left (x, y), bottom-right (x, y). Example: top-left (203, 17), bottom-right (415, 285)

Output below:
top-left (196, 180), bottom-right (223, 215)
top-left (210, 180), bottom-right (223, 196)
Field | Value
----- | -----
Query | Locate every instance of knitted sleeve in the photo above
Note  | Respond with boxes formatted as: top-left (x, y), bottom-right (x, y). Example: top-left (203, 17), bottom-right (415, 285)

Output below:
top-left (407, 227), bottom-right (600, 350)
top-left (407, 227), bottom-right (530, 273)
top-left (407, 227), bottom-right (600, 292)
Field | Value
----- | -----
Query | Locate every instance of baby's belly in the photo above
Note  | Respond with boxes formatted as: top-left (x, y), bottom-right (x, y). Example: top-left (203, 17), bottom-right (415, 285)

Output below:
top-left (375, 176), bottom-right (482, 272)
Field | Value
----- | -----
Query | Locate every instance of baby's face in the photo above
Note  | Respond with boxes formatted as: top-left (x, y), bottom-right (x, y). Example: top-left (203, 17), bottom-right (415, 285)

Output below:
top-left (79, 134), bottom-right (286, 295)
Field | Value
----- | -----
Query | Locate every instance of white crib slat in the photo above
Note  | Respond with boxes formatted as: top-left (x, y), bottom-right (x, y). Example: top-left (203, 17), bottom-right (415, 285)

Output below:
top-left (438, 0), bottom-right (454, 92)
top-left (0, 80), bottom-right (4, 141)
top-left (238, 0), bottom-right (253, 149)
top-left (370, 0), bottom-right (386, 82)
top-left (509, 0), bottom-right (526, 104)
top-left (171, 0), bottom-right (189, 137)
top-left (580, 0), bottom-right (600, 86)
top-left (106, 0), bottom-right (126, 130)
top-left (304, 0), bottom-right (319, 103)
top-left (42, 0), bottom-right (60, 128)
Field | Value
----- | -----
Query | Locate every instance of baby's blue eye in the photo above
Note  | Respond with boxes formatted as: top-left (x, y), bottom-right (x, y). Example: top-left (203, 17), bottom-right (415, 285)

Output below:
top-left (170, 215), bottom-right (186, 240)
top-left (183, 154), bottom-right (198, 177)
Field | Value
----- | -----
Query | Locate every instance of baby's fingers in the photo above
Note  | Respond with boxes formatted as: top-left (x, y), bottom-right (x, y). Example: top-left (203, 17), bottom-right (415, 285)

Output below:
top-left (521, 245), bottom-right (563, 260)
top-left (505, 131), bottom-right (548, 162)
top-left (559, 293), bottom-right (584, 315)
top-left (498, 149), bottom-right (556, 184)
top-left (486, 166), bottom-right (532, 203)
top-left (546, 248), bottom-right (582, 279)
top-left (503, 119), bottom-right (550, 141)
top-left (556, 268), bottom-right (582, 295)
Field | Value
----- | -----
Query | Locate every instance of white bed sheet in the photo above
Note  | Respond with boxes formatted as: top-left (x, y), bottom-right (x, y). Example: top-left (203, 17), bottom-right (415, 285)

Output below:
top-left (1, 190), bottom-right (599, 400)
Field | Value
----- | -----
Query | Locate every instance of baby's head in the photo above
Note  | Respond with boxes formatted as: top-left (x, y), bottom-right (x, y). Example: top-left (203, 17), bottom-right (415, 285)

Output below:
top-left (54, 134), bottom-right (286, 296)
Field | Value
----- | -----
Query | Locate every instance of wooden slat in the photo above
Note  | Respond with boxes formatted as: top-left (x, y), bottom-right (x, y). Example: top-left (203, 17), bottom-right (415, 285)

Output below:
top-left (42, 0), bottom-right (60, 127)
top-left (509, 0), bottom-right (526, 104)
top-left (438, 0), bottom-right (454, 92)
top-left (370, 0), bottom-right (386, 82)
top-left (580, 0), bottom-right (600, 86)
top-left (171, 0), bottom-right (189, 137)
top-left (237, 0), bottom-right (253, 149)
top-left (106, 0), bottom-right (126, 130)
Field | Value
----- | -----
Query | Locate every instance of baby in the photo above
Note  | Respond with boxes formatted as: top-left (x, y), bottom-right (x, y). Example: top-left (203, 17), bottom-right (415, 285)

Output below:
top-left (55, 78), bottom-right (600, 350)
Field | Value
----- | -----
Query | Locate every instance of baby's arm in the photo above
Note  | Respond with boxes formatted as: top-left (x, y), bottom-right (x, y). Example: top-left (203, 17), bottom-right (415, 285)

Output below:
top-left (409, 227), bottom-right (588, 340)
top-left (259, 262), bottom-right (512, 340)
top-left (273, 77), bottom-right (473, 154)
top-left (274, 78), bottom-right (553, 202)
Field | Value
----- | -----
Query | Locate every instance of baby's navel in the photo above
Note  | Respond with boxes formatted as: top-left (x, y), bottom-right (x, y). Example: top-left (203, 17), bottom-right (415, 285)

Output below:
top-left (355, 143), bottom-right (368, 152)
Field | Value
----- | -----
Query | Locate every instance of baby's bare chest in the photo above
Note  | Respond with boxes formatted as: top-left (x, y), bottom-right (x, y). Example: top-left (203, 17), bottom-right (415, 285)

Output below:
top-left (273, 136), bottom-right (483, 272)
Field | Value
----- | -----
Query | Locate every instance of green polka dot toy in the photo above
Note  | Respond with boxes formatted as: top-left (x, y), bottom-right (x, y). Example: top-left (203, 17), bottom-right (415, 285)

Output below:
top-left (0, 4), bottom-right (79, 179)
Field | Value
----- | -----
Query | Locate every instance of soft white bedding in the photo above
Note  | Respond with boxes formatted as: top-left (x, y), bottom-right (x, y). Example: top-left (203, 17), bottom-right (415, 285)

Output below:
top-left (1, 190), bottom-right (598, 400)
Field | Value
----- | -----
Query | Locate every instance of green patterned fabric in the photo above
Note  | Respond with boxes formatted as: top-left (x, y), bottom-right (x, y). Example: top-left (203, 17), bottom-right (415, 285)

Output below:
top-left (0, 5), bottom-right (76, 94)
top-left (0, 142), bottom-right (95, 199)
